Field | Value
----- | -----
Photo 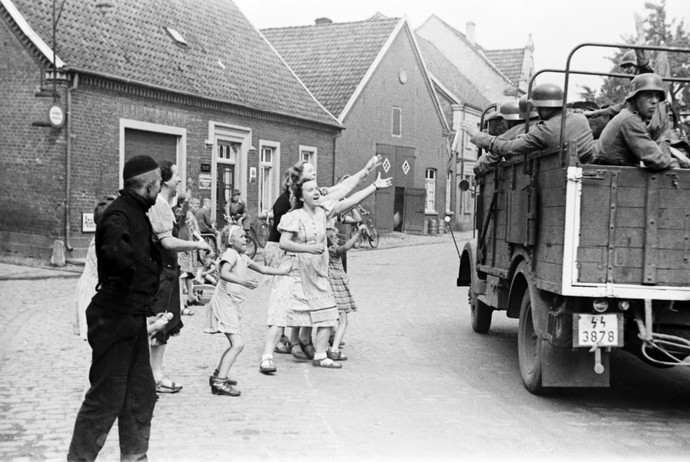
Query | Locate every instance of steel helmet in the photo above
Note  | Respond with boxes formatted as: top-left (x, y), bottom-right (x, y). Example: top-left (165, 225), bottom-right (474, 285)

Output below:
top-left (625, 73), bottom-right (666, 101)
top-left (619, 50), bottom-right (637, 67)
top-left (529, 83), bottom-right (563, 108)
top-left (499, 100), bottom-right (521, 121)
top-left (519, 95), bottom-right (538, 119)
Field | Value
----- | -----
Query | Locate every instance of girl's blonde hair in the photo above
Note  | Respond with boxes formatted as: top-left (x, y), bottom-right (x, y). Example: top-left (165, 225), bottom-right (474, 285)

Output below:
top-left (218, 224), bottom-right (242, 252)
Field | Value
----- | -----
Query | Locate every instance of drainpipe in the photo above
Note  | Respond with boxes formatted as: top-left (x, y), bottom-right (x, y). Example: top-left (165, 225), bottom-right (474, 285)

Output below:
top-left (64, 73), bottom-right (78, 251)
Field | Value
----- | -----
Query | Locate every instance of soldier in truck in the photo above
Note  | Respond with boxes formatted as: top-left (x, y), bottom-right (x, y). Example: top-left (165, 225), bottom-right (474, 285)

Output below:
top-left (462, 83), bottom-right (595, 175)
top-left (592, 73), bottom-right (683, 170)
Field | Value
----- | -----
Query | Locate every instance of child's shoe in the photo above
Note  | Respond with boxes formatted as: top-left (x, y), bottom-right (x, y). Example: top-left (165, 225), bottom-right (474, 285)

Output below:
top-left (210, 378), bottom-right (241, 396)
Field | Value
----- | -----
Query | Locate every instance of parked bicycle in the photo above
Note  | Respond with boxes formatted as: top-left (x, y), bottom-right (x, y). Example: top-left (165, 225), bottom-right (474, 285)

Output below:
top-left (350, 206), bottom-right (379, 249)
top-left (249, 210), bottom-right (271, 248)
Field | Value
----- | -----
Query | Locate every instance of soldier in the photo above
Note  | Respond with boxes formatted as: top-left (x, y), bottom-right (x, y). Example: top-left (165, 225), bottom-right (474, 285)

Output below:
top-left (585, 49), bottom-right (654, 120)
top-left (592, 73), bottom-right (679, 170)
top-left (463, 83), bottom-right (595, 175)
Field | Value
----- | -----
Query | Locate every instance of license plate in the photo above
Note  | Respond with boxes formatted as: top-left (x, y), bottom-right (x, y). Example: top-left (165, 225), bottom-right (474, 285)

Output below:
top-left (573, 313), bottom-right (623, 347)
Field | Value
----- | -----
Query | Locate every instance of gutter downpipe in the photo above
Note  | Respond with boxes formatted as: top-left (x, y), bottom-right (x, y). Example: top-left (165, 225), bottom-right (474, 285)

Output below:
top-left (64, 73), bottom-right (78, 252)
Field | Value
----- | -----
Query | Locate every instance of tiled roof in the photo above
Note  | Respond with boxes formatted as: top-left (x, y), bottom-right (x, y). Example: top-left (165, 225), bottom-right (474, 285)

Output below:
top-left (262, 17), bottom-right (400, 118)
top-left (483, 48), bottom-right (526, 84)
top-left (4, 0), bottom-right (340, 127)
top-left (416, 36), bottom-right (489, 110)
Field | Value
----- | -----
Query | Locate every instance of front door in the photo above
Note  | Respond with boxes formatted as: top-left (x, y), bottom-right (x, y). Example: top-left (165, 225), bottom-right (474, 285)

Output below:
top-left (216, 164), bottom-right (235, 228)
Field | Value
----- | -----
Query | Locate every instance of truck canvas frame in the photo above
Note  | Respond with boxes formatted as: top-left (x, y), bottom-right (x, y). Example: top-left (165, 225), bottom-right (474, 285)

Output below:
top-left (457, 43), bottom-right (690, 394)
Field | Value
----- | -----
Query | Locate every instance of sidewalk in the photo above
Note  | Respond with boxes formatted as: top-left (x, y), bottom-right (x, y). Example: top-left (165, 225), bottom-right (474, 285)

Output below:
top-left (0, 229), bottom-right (474, 280)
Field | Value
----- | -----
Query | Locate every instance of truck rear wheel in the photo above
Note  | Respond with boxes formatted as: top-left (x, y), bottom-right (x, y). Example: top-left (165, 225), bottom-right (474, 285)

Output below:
top-left (469, 288), bottom-right (492, 334)
top-left (517, 289), bottom-right (545, 394)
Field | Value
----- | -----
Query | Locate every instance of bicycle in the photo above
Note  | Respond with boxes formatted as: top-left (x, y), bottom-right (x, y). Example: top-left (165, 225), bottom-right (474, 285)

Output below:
top-left (248, 210), bottom-right (271, 248)
top-left (350, 207), bottom-right (379, 249)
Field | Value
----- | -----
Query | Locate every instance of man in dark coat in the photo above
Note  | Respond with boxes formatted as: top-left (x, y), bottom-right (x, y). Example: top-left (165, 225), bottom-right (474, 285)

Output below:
top-left (68, 155), bottom-right (162, 461)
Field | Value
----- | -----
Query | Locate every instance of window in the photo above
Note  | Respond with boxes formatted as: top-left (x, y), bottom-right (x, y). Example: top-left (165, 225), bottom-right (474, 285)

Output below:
top-left (300, 145), bottom-right (317, 171)
top-left (392, 107), bottom-right (402, 137)
top-left (425, 168), bottom-right (436, 213)
top-left (258, 141), bottom-right (280, 214)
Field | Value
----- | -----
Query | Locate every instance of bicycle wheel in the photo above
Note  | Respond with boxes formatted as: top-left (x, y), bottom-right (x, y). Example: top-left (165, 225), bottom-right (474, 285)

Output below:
top-left (256, 222), bottom-right (269, 248)
top-left (245, 235), bottom-right (258, 259)
top-left (368, 226), bottom-right (379, 248)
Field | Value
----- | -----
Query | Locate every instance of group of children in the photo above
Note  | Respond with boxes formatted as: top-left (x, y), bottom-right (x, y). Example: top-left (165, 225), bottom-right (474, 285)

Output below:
top-left (205, 206), bottom-right (366, 396)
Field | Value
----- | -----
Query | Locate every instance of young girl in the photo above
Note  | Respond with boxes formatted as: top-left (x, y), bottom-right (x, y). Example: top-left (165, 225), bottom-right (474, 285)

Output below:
top-left (209, 224), bottom-right (291, 396)
top-left (326, 222), bottom-right (361, 361)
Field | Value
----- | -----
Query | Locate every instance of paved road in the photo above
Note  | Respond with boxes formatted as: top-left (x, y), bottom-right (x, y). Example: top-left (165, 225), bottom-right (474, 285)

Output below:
top-left (1, 236), bottom-right (690, 461)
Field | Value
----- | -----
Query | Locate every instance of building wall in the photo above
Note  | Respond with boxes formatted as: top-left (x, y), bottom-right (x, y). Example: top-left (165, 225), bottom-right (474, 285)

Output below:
top-left (0, 21), bottom-right (338, 262)
top-left (417, 17), bottom-right (514, 103)
top-left (335, 26), bottom-right (449, 233)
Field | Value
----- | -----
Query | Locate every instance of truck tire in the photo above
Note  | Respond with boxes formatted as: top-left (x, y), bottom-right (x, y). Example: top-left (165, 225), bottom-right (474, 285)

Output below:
top-left (469, 288), bottom-right (492, 334)
top-left (517, 289), bottom-right (545, 394)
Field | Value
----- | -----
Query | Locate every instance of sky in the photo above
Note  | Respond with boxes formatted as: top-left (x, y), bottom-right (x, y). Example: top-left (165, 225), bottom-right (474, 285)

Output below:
top-left (234, 0), bottom-right (690, 93)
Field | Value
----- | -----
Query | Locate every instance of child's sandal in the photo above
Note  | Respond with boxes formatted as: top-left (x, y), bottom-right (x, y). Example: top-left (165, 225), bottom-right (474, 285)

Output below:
top-left (312, 357), bottom-right (342, 369)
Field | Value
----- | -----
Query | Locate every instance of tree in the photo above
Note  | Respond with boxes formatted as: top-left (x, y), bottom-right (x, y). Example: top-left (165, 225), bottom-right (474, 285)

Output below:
top-left (599, 0), bottom-right (690, 130)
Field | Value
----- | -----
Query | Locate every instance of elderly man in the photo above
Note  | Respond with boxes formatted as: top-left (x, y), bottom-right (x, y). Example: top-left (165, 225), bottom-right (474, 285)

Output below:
top-left (464, 83), bottom-right (595, 175)
top-left (592, 73), bottom-right (679, 170)
top-left (68, 155), bottom-right (162, 461)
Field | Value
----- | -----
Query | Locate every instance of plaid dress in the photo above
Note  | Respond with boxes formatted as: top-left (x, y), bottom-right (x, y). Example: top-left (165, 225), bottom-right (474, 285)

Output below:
top-left (328, 244), bottom-right (357, 313)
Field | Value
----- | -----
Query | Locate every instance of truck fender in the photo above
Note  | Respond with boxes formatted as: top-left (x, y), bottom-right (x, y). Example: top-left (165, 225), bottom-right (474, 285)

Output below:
top-left (457, 239), bottom-right (477, 287)
top-left (509, 260), bottom-right (548, 336)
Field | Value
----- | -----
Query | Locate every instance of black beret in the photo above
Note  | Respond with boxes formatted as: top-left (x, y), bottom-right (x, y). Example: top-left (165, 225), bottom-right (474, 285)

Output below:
top-left (123, 155), bottom-right (159, 180)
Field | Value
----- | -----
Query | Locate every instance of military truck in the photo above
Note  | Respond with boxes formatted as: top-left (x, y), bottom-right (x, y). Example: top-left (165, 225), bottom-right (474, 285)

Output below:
top-left (456, 43), bottom-right (690, 394)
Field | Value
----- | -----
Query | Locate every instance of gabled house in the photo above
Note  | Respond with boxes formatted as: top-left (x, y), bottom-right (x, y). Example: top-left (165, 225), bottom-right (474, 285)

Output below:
top-left (0, 0), bottom-right (341, 262)
top-left (262, 15), bottom-right (451, 234)
top-left (416, 15), bottom-right (534, 102)
top-left (416, 35), bottom-right (490, 230)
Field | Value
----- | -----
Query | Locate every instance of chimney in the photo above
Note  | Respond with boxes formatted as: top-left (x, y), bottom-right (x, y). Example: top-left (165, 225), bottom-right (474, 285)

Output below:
top-left (466, 21), bottom-right (476, 45)
top-left (315, 17), bottom-right (333, 25)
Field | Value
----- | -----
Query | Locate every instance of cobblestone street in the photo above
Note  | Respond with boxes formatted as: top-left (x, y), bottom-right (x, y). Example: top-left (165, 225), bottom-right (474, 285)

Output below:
top-left (2, 232), bottom-right (690, 462)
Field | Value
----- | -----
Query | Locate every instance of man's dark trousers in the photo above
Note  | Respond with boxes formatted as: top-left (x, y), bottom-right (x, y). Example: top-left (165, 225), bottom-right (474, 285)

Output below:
top-left (67, 304), bottom-right (156, 461)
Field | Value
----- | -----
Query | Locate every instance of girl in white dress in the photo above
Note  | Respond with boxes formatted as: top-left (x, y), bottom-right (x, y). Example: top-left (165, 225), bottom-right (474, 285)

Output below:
top-left (208, 225), bottom-right (291, 396)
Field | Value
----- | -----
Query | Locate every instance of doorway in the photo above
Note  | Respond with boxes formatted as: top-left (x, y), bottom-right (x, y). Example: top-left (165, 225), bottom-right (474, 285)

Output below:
top-left (216, 164), bottom-right (235, 228)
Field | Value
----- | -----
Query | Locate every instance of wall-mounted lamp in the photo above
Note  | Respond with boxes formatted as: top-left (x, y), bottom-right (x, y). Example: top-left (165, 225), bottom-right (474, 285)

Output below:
top-left (248, 146), bottom-right (257, 154)
top-left (204, 140), bottom-right (214, 147)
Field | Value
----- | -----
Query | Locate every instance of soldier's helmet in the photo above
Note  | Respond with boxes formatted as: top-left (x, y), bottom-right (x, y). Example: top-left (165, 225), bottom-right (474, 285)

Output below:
top-left (499, 100), bottom-right (521, 121)
top-left (519, 95), bottom-right (538, 119)
top-left (529, 83), bottom-right (563, 108)
top-left (619, 50), bottom-right (637, 68)
top-left (625, 73), bottom-right (666, 101)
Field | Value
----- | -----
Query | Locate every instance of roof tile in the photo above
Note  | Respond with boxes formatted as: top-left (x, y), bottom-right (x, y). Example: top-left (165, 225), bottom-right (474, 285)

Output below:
top-left (262, 17), bottom-right (400, 118)
top-left (7, 0), bottom-right (339, 127)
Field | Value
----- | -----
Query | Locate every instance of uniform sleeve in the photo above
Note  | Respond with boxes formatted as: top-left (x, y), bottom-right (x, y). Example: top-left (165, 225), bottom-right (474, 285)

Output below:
top-left (277, 210), bottom-right (300, 234)
top-left (491, 124), bottom-right (548, 157)
top-left (474, 151), bottom-right (503, 176)
top-left (621, 117), bottom-right (678, 170)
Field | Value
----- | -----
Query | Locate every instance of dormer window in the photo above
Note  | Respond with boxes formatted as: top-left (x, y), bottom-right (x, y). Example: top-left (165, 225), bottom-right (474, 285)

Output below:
top-left (164, 27), bottom-right (187, 47)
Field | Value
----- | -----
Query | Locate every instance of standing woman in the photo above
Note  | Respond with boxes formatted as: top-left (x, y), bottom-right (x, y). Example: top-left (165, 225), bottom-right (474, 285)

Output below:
top-left (260, 155), bottom-right (382, 373)
top-left (268, 173), bottom-right (391, 370)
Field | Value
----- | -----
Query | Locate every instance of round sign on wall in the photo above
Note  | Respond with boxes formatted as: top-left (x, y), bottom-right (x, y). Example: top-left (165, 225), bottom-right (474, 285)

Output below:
top-left (48, 104), bottom-right (65, 128)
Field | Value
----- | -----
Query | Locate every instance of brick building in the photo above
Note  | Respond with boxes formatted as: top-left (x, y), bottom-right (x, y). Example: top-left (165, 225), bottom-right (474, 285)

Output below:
top-left (263, 16), bottom-right (450, 234)
top-left (0, 0), bottom-right (341, 262)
